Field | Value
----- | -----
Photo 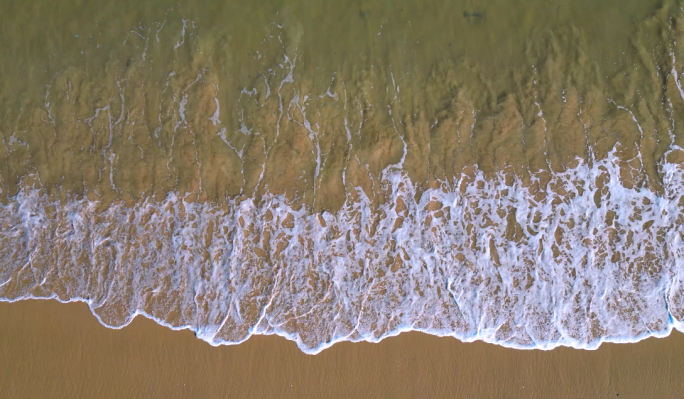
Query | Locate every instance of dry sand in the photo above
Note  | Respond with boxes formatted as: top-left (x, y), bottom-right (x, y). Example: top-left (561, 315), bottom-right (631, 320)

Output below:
top-left (1, 299), bottom-right (683, 398)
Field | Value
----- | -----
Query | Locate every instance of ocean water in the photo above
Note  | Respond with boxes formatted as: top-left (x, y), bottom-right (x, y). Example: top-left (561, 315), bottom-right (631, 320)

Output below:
top-left (2, 0), bottom-right (684, 354)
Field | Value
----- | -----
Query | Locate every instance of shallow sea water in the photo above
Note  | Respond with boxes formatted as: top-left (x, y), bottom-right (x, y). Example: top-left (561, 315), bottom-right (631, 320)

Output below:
top-left (2, 0), bottom-right (684, 353)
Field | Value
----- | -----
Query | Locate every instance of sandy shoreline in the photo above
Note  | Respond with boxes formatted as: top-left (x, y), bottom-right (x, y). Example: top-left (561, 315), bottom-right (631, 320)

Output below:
top-left (1, 299), bottom-right (683, 398)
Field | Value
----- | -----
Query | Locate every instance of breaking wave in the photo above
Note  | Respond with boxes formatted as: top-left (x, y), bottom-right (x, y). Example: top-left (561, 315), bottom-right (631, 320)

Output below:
top-left (3, 150), bottom-right (684, 354)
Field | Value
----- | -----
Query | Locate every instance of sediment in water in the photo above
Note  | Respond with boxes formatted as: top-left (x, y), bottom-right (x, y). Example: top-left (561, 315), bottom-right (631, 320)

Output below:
top-left (2, 0), bottom-right (684, 353)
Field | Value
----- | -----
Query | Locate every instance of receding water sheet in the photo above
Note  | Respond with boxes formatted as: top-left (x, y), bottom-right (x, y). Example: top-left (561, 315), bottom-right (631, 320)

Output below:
top-left (2, 0), bottom-right (684, 354)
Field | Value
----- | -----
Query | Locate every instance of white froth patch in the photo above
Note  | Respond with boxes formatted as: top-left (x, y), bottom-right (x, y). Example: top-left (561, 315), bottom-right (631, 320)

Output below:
top-left (2, 151), bottom-right (684, 354)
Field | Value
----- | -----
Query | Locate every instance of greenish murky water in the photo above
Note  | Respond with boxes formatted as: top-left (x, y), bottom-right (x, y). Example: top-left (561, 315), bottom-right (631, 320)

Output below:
top-left (2, 0), bottom-right (684, 354)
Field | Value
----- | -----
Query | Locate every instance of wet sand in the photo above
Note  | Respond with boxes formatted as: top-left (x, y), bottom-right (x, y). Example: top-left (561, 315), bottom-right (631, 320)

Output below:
top-left (1, 299), bottom-right (683, 398)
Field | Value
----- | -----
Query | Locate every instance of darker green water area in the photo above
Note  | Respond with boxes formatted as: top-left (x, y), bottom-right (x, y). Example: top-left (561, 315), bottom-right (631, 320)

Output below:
top-left (0, 0), bottom-right (682, 211)
top-left (0, 0), bottom-right (662, 94)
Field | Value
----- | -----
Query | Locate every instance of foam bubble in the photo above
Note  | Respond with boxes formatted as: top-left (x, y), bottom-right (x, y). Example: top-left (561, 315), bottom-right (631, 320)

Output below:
top-left (2, 150), bottom-right (684, 354)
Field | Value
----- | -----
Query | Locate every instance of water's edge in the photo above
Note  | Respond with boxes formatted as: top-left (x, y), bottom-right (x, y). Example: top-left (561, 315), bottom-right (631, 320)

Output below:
top-left (4, 153), bottom-right (684, 354)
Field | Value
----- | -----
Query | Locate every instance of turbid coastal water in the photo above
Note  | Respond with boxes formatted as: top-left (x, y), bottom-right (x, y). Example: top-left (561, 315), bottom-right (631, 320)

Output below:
top-left (1, 0), bottom-right (684, 355)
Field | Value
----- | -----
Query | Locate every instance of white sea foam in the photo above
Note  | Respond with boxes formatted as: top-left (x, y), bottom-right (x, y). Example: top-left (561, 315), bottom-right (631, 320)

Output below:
top-left (2, 5), bottom-right (684, 354)
top-left (2, 151), bottom-right (684, 354)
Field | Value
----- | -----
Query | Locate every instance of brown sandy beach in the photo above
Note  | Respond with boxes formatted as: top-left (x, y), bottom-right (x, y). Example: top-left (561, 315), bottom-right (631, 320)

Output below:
top-left (1, 299), bottom-right (683, 398)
